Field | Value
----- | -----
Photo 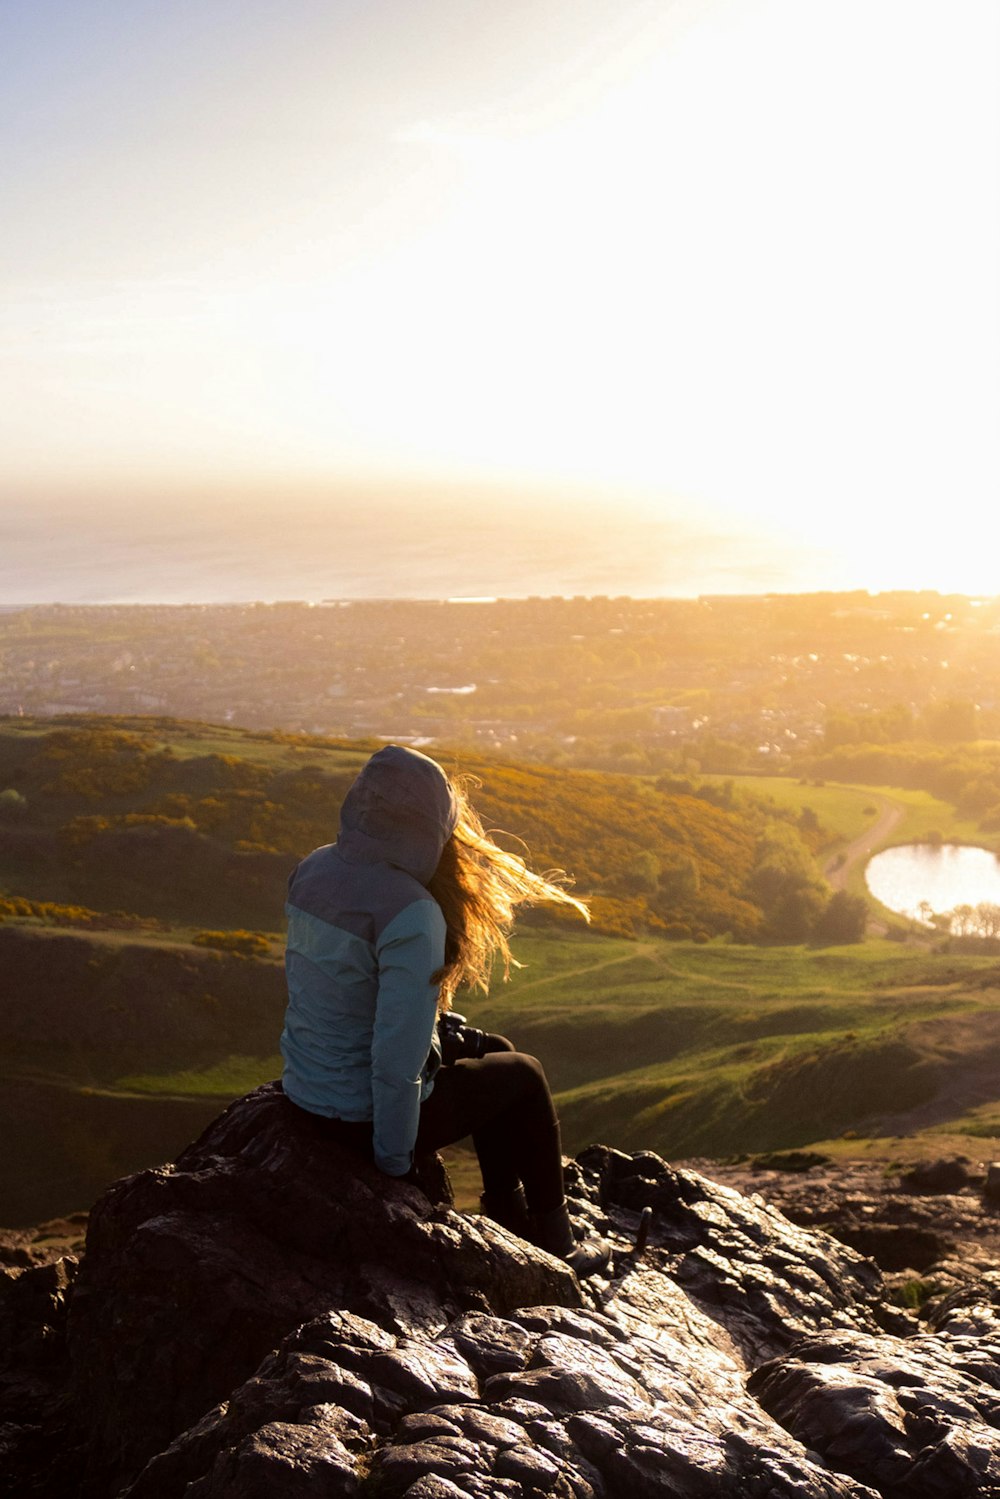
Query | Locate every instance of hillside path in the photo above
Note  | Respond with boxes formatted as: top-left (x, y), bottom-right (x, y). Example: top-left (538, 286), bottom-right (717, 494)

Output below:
top-left (509, 947), bottom-right (645, 993)
top-left (511, 941), bottom-right (761, 996)
top-left (824, 794), bottom-right (903, 891)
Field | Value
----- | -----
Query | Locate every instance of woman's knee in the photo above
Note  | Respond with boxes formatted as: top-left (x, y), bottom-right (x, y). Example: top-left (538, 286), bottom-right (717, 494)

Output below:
top-left (481, 1032), bottom-right (516, 1054)
top-left (501, 1050), bottom-right (556, 1107)
top-left (462, 1049), bottom-right (557, 1121)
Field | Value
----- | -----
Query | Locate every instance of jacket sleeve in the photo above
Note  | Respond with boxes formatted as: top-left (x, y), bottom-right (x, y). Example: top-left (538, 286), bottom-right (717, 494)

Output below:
top-left (371, 898), bottom-right (446, 1176)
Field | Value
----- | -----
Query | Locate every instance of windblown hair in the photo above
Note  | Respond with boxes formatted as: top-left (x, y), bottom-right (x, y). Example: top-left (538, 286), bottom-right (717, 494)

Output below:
top-left (427, 775), bottom-right (589, 1009)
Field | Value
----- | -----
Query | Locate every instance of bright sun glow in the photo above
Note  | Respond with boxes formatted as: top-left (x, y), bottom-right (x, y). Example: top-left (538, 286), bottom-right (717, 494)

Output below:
top-left (2, 0), bottom-right (998, 596)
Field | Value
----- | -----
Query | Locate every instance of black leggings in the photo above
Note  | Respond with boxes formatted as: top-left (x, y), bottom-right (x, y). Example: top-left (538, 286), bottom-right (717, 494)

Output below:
top-left (287, 1048), bottom-right (564, 1214)
top-left (416, 1049), bottom-right (563, 1213)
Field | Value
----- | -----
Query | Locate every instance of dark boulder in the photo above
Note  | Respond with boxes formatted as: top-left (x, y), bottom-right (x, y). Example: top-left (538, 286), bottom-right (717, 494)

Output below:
top-left (984, 1163), bottom-right (1000, 1204)
top-left (750, 1327), bottom-right (1000, 1497)
top-left (699, 1153), bottom-right (1000, 1278)
top-left (900, 1156), bottom-right (980, 1195)
top-left (67, 1081), bottom-right (580, 1492)
top-left (122, 1300), bottom-right (878, 1499)
top-left (9, 1088), bottom-right (1000, 1497)
top-left (0, 1254), bottom-right (83, 1497)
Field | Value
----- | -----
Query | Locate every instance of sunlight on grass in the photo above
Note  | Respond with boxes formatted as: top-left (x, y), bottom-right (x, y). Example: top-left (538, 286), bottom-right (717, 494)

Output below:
top-left (468, 931), bottom-right (1000, 1159)
top-left (21, 924), bottom-right (1000, 1175)
top-left (706, 775), bottom-right (878, 843)
top-left (115, 1054), bottom-right (280, 1097)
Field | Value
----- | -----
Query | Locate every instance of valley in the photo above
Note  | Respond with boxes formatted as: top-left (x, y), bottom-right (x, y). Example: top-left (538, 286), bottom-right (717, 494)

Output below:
top-left (4, 705), bottom-right (1000, 1225)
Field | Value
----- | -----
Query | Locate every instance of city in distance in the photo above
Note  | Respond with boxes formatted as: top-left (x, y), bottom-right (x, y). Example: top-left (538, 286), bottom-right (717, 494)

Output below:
top-left (4, 590), bottom-right (999, 771)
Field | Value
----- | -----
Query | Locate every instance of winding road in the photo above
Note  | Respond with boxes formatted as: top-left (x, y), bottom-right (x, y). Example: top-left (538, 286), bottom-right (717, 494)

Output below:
top-left (823, 794), bottom-right (904, 891)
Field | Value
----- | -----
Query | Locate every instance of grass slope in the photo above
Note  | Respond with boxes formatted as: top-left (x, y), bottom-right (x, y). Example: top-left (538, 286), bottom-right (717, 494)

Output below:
top-left (706, 774), bottom-right (985, 857)
top-left (5, 715), bottom-right (1000, 1222)
top-left (7, 922), bottom-right (1000, 1208)
top-left (0, 714), bottom-right (780, 938)
top-left (485, 933), bottom-right (1000, 1159)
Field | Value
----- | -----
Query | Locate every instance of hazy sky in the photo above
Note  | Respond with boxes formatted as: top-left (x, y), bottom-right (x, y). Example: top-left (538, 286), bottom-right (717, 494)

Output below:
top-left (3, 0), bottom-right (998, 598)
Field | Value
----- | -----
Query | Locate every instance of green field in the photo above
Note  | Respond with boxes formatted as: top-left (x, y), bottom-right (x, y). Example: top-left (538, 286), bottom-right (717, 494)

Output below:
top-left (715, 773), bottom-right (985, 852)
top-left (97, 929), bottom-right (1000, 1168)
top-left (7, 718), bottom-right (1000, 1224)
top-left (0, 713), bottom-right (375, 770)
top-left (481, 932), bottom-right (1000, 1159)
top-left (7, 919), bottom-right (1000, 1223)
top-left (710, 775), bottom-right (881, 843)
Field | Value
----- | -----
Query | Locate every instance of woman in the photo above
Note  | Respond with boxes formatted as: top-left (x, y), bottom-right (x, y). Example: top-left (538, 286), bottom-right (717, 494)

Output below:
top-left (280, 743), bottom-right (611, 1278)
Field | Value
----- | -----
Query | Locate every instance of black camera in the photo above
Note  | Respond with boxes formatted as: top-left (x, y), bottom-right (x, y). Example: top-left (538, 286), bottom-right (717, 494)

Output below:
top-left (437, 1010), bottom-right (489, 1065)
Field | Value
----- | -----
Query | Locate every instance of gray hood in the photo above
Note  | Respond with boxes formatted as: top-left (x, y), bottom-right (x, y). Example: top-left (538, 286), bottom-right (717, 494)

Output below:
top-left (337, 744), bottom-right (459, 885)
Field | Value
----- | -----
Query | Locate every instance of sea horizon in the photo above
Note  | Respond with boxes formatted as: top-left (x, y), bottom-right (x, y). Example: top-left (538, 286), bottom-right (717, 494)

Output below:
top-left (1, 499), bottom-right (980, 609)
top-left (0, 502), bottom-right (833, 609)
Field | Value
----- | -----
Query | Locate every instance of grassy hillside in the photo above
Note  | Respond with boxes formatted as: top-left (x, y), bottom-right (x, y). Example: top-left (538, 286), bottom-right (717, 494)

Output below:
top-left (0, 922), bottom-right (286, 1224)
top-left (6, 714), bottom-right (1000, 1226)
top-left (481, 933), bottom-right (1000, 1159)
top-left (6, 919), bottom-right (1000, 1223)
top-left (700, 774), bottom-right (974, 847)
top-left (0, 714), bottom-right (843, 940)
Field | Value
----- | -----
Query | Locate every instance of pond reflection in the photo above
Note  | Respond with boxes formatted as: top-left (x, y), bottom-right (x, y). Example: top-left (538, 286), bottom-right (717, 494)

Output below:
top-left (865, 843), bottom-right (1000, 929)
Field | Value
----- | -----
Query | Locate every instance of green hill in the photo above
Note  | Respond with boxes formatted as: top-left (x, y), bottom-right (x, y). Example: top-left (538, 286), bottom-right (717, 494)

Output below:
top-left (477, 933), bottom-right (1000, 1159)
top-left (0, 713), bottom-right (846, 940)
top-left (7, 713), bottom-right (990, 1227)
top-left (5, 919), bottom-right (1000, 1225)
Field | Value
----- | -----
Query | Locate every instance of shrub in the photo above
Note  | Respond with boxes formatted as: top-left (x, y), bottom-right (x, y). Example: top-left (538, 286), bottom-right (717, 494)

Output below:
top-left (0, 788), bottom-right (28, 819)
top-left (891, 1279), bottom-right (938, 1311)
top-left (0, 895), bottom-right (154, 930)
top-left (192, 929), bottom-right (273, 958)
top-left (813, 890), bottom-right (868, 945)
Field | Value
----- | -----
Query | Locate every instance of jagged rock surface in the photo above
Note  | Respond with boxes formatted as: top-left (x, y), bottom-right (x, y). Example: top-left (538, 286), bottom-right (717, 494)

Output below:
top-left (700, 1152), bottom-right (1000, 1291)
top-left (67, 1082), bottom-right (580, 1493)
top-left (6, 1085), bottom-right (1000, 1496)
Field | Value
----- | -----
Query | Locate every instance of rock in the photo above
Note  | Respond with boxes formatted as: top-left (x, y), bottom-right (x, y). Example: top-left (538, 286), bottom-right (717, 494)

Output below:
top-left (66, 1082), bottom-right (580, 1493)
top-left (0, 1215), bottom-right (88, 1270)
top-left (10, 1090), bottom-right (1000, 1497)
top-left (924, 1268), bottom-right (1000, 1340)
top-left (750, 1327), bottom-right (1000, 1496)
top-left (750, 1150), bottom-right (832, 1173)
top-left (578, 1145), bottom-right (885, 1363)
top-left (900, 1156), bottom-right (979, 1194)
top-left (0, 1254), bottom-right (82, 1496)
top-left (121, 1300), bottom-right (877, 1499)
top-left (697, 1152), bottom-right (1000, 1280)
top-left (0, 1255), bottom-right (76, 1375)
top-left (833, 1221), bottom-right (954, 1274)
top-left (984, 1163), bottom-right (1000, 1204)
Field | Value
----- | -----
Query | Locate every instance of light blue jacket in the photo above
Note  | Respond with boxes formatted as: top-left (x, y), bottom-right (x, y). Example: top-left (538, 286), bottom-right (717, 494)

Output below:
top-left (280, 745), bottom-right (458, 1175)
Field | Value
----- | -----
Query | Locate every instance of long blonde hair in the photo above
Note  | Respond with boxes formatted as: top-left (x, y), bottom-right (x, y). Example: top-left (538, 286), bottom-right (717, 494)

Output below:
top-left (427, 775), bottom-right (589, 1008)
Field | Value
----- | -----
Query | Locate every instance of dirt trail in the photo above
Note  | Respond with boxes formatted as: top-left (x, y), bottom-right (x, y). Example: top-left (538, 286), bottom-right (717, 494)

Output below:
top-left (510, 948), bottom-right (647, 993)
top-left (825, 795), bottom-right (904, 890)
top-left (512, 942), bottom-right (762, 997)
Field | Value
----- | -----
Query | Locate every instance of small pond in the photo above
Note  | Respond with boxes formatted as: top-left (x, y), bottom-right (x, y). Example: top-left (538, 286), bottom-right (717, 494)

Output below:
top-left (865, 843), bottom-right (1000, 927)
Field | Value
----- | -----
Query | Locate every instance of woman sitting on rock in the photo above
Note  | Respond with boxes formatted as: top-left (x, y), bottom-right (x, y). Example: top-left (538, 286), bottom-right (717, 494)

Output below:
top-left (279, 743), bottom-right (610, 1278)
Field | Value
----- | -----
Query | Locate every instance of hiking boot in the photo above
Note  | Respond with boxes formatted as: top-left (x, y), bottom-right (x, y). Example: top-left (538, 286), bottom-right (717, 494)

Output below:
top-left (530, 1203), bottom-right (612, 1279)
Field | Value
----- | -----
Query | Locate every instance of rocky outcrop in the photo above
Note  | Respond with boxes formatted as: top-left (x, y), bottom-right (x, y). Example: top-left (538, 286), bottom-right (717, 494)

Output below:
top-left (66, 1084), bottom-right (579, 1493)
top-left (701, 1152), bottom-right (1000, 1285)
top-left (6, 1086), bottom-right (1000, 1497)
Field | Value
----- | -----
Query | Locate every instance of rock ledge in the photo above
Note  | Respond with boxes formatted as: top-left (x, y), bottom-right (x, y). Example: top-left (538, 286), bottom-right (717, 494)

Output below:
top-left (5, 1084), bottom-right (1000, 1497)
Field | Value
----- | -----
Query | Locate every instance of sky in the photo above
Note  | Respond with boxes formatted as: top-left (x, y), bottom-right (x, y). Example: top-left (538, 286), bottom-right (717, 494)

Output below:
top-left (2, 0), bottom-right (999, 600)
